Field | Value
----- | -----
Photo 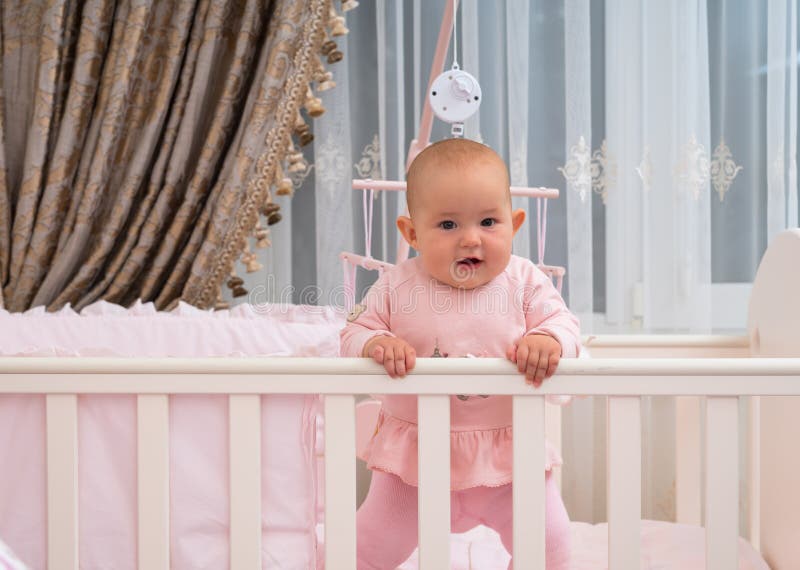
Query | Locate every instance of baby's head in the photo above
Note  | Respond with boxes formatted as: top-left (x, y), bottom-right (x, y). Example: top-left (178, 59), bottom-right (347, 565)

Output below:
top-left (397, 139), bottom-right (525, 289)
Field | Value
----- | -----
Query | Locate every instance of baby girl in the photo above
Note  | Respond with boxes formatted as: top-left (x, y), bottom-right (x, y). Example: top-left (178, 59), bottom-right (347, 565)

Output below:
top-left (340, 138), bottom-right (581, 569)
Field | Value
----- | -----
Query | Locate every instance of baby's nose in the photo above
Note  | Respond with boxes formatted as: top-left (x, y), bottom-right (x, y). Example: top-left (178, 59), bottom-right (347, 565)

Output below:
top-left (460, 229), bottom-right (481, 247)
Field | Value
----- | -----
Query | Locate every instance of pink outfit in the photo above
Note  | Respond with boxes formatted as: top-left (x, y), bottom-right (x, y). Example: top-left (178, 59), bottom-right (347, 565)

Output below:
top-left (357, 471), bottom-right (570, 570)
top-left (341, 255), bottom-right (580, 569)
top-left (340, 254), bottom-right (581, 490)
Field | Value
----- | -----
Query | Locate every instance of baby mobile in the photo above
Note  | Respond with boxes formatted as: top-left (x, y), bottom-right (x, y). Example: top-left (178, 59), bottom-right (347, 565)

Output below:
top-left (340, 0), bottom-right (565, 313)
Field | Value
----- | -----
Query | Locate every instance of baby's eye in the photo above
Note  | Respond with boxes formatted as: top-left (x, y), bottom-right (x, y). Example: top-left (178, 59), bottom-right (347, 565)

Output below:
top-left (439, 220), bottom-right (456, 230)
top-left (480, 218), bottom-right (496, 227)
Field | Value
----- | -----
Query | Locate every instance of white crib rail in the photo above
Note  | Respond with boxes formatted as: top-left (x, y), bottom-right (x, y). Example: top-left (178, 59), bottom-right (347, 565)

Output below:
top-left (3, 356), bottom-right (800, 570)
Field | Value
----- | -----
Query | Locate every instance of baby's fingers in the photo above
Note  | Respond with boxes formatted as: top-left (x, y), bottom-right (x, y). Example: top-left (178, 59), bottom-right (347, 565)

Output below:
top-left (516, 343), bottom-right (529, 374)
top-left (545, 353), bottom-right (560, 379)
top-left (506, 344), bottom-right (517, 363)
top-left (371, 344), bottom-right (385, 364)
top-left (405, 347), bottom-right (417, 373)
top-left (532, 354), bottom-right (549, 387)
top-left (375, 346), bottom-right (395, 378)
top-left (524, 351), bottom-right (541, 385)
top-left (394, 347), bottom-right (407, 377)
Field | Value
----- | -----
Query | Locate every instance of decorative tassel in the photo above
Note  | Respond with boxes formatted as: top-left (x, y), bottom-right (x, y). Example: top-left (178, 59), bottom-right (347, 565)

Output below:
top-left (316, 70), bottom-right (336, 91)
top-left (227, 274), bottom-right (244, 290)
top-left (327, 48), bottom-right (343, 64)
top-left (312, 58), bottom-right (336, 91)
top-left (255, 227), bottom-right (271, 249)
top-left (330, 16), bottom-right (348, 36)
top-left (226, 273), bottom-right (248, 298)
top-left (328, 7), bottom-right (349, 36)
top-left (274, 163), bottom-right (294, 196)
top-left (246, 259), bottom-right (262, 273)
top-left (287, 150), bottom-right (307, 173)
top-left (240, 244), bottom-right (263, 274)
top-left (260, 202), bottom-right (280, 217)
top-left (252, 221), bottom-right (272, 250)
top-left (341, 0), bottom-right (359, 12)
top-left (294, 111), bottom-right (314, 146)
top-left (263, 192), bottom-right (283, 223)
top-left (214, 294), bottom-right (230, 310)
top-left (321, 40), bottom-right (337, 56)
top-left (304, 87), bottom-right (325, 118)
top-left (321, 39), bottom-right (343, 64)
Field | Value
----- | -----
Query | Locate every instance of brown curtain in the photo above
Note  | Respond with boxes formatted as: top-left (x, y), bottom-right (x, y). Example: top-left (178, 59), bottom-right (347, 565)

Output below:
top-left (0, 0), bottom-right (335, 311)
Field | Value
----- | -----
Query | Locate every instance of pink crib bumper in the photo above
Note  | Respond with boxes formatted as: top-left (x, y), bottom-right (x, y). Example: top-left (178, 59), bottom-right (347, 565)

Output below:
top-left (0, 300), bottom-right (345, 570)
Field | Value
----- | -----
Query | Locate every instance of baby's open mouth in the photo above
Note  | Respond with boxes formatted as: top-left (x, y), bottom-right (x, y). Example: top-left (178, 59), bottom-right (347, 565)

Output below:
top-left (457, 257), bottom-right (483, 268)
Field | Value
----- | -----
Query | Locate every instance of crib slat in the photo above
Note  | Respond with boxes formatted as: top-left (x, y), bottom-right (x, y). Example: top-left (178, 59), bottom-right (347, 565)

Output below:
top-left (513, 395), bottom-right (546, 568)
top-left (705, 396), bottom-right (739, 570)
top-left (324, 395), bottom-right (356, 569)
top-left (747, 396), bottom-right (760, 551)
top-left (229, 395), bottom-right (263, 569)
top-left (675, 396), bottom-right (702, 525)
top-left (46, 394), bottom-right (78, 570)
top-left (417, 395), bottom-right (450, 570)
top-left (137, 395), bottom-right (170, 570)
top-left (607, 396), bottom-right (641, 570)
top-left (544, 400), bottom-right (563, 490)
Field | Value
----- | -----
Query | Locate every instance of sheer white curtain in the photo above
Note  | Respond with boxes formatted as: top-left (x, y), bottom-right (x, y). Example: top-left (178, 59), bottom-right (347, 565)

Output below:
top-left (768, 0), bottom-right (799, 241)
top-left (226, 0), bottom-right (799, 524)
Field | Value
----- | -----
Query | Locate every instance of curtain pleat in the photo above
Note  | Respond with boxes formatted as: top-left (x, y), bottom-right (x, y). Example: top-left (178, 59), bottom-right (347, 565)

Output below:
top-left (0, 0), bottom-right (332, 311)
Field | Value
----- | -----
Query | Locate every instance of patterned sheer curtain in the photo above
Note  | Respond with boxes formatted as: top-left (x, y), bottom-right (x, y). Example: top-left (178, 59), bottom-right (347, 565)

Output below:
top-left (0, 0), bottom-right (335, 312)
top-left (233, 0), bottom-right (799, 523)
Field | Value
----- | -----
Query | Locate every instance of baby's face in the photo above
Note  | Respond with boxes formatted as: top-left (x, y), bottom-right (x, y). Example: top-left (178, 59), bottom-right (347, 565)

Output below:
top-left (401, 160), bottom-right (523, 289)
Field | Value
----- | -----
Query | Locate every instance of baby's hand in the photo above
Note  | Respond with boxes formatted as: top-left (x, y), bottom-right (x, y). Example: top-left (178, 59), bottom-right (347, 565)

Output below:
top-left (363, 336), bottom-right (417, 378)
top-left (507, 333), bottom-right (562, 387)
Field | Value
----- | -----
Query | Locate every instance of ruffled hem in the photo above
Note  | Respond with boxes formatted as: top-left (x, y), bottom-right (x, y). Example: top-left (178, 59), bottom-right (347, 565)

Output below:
top-left (0, 298), bottom-right (343, 323)
top-left (0, 299), bottom-right (344, 358)
top-left (362, 411), bottom-right (562, 491)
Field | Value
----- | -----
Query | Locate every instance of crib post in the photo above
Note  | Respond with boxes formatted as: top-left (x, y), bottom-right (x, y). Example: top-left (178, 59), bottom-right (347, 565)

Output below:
top-left (324, 395), bottom-right (357, 568)
top-left (675, 396), bottom-right (702, 525)
top-left (544, 401), bottom-right (562, 490)
top-left (747, 395), bottom-right (760, 551)
top-left (137, 395), bottom-right (170, 570)
top-left (513, 395), bottom-right (546, 568)
top-left (705, 396), bottom-right (739, 570)
top-left (417, 395), bottom-right (451, 569)
top-left (46, 394), bottom-right (79, 570)
top-left (229, 395), bottom-right (262, 569)
top-left (607, 396), bottom-right (641, 570)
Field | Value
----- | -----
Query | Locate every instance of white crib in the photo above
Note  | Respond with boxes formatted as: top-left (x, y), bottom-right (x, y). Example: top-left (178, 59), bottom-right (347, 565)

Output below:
top-left (1, 229), bottom-right (799, 570)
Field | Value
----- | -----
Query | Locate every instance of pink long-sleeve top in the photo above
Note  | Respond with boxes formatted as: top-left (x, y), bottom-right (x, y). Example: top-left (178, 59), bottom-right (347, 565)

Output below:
top-left (340, 254), bottom-right (581, 490)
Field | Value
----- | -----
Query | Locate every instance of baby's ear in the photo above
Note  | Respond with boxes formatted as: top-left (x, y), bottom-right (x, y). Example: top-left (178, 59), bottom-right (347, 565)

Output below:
top-left (396, 216), bottom-right (417, 248)
top-left (511, 208), bottom-right (526, 234)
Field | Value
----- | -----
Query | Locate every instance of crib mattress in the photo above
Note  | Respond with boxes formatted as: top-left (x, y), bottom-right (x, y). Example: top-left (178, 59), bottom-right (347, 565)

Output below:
top-left (397, 521), bottom-right (769, 569)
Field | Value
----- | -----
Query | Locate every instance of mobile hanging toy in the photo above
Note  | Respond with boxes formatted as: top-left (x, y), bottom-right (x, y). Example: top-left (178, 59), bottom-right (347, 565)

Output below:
top-left (428, 0), bottom-right (481, 137)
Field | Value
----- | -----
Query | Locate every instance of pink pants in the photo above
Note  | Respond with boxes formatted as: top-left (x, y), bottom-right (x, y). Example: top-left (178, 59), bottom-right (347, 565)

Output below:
top-left (356, 471), bottom-right (570, 570)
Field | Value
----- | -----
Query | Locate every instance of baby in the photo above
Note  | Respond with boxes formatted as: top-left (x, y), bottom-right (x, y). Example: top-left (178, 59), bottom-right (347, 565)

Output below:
top-left (340, 138), bottom-right (580, 569)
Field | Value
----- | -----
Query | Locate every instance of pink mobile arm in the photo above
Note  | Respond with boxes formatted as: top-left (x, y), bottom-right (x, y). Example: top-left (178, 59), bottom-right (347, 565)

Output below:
top-left (395, 0), bottom-right (459, 263)
top-left (352, 179), bottom-right (560, 200)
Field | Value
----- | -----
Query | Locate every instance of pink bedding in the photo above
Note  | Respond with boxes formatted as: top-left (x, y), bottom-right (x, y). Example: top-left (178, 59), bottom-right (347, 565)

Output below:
top-left (0, 300), bottom-right (344, 570)
top-left (397, 521), bottom-right (770, 569)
